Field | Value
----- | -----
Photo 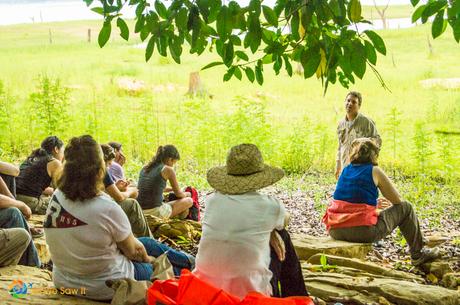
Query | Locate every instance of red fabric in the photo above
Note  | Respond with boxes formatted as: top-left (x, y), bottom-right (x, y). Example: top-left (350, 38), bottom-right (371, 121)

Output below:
top-left (184, 186), bottom-right (200, 221)
top-left (147, 279), bottom-right (179, 305)
top-left (147, 270), bottom-right (315, 305)
top-left (240, 292), bottom-right (315, 305)
top-left (322, 199), bottom-right (378, 230)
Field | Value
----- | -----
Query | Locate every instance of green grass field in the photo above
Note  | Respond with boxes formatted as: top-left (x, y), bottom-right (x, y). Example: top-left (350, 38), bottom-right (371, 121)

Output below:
top-left (0, 19), bottom-right (459, 221)
top-left (362, 5), bottom-right (414, 19)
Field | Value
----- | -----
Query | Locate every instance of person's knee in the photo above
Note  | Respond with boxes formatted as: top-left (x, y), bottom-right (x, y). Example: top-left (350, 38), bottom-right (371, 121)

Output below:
top-left (15, 228), bottom-right (31, 247)
top-left (400, 201), bottom-right (414, 213)
top-left (184, 197), bottom-right (193, 208)
top-left (3, 207), bottom-right (23, 224)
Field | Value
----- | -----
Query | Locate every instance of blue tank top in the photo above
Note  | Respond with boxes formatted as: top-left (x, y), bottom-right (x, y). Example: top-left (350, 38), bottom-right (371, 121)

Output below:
top-left (333, 163), bottom-right (378, 206)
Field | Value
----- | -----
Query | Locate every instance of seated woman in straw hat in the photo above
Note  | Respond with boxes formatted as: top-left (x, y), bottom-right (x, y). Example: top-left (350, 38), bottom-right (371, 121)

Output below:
top-left (193, 144), bottom-right (308, 299)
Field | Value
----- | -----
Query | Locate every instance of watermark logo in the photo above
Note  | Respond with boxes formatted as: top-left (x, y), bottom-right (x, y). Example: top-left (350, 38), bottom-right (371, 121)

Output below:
top-left (8, 280), bottom-right (30, 299)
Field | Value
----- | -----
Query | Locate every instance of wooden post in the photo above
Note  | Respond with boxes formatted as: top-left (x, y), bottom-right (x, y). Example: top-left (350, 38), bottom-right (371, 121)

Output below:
top-left (49, 29), bottom-right (52, 44)
top-left (87, 29), bottom-right (91, 43)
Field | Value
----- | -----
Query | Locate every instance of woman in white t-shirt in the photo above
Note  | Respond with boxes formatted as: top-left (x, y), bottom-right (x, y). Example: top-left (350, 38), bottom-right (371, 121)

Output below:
top-left (194, 144), bottom-right (307, 299)
top-left (44, 135), bottom-right (194, 301)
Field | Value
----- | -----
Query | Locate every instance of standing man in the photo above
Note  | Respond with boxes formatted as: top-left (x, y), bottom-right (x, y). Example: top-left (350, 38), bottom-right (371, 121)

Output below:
top-left (335, 91), bottom-right (382, 179)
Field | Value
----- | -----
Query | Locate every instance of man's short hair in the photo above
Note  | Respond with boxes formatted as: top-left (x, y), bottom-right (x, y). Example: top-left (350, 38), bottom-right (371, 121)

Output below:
top-left (346, 91), bottom-right (362, 106)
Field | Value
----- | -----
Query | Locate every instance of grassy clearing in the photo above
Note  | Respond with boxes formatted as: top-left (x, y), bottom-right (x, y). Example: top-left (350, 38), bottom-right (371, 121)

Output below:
top-left (362, 5), bottom-right (414, 20)
top-left (0, 20), bottom-right (459, 224)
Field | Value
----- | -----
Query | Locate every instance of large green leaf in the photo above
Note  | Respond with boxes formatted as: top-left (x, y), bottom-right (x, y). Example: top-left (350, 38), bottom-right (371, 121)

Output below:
top-left (98, 21), bottom-right (112, 48)
top-left (255, 65), bottom-right (264, 85)
top-left (432, 11), bottom-right (447, 39)
top-left (351, 42), bottom-right (366, 79)
top-left (155, 0), bottom-right (168, 19)
top-left (412, 5), bottom-right (426, 23)
top-left (216, 6), bottom-right (231, 40)
top-left (117, 18), bottom-right (129, 41)
top-left (235, 50), bottom-right (249, 61)
top-left (202, 61), bottom-right (224, 70)
top-left (262, 5), bottom-right (278, 27)
top-left (301, 48), bottom-right (321, 78)
top-left (365, 30), bottom-right (386, 55)
top-left (453, 18), bottom-right (460, 42)
top-left (290, 10), bottom-right (300, 41)
top-left (421, 0), bottom-right (447, 23)
top-left (175, 8), bottom-right (188, 29)
top-left (145, 36), bottom-right (155, 62)
top-left (348, 0), bottom-right (362, 23)
top-left (244, 67), bottom-right (255, 82)
top-left (364, 40), bottom-right (376, 65)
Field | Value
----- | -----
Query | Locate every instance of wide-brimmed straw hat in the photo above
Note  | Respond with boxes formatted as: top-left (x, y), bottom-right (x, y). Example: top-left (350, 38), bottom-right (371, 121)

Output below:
top-left (207, 144), bottom-right (284, 195)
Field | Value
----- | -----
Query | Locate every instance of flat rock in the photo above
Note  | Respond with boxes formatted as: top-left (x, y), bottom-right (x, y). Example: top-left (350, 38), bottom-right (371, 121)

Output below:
top-left (29, 215), bottom-right (51, 264)
top-left (0, 265), bottom-right (106, 304)
top-left (303, 269), bottom-right (460, 305)
top-left (292, 234), bottom-right (372, 260)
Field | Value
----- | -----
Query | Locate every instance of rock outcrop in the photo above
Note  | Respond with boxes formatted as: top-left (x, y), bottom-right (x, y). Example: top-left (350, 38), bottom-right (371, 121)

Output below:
top-left (292, 234), bottom-right (372, 260)
top-left (0, 265), bottom-right (106, 305)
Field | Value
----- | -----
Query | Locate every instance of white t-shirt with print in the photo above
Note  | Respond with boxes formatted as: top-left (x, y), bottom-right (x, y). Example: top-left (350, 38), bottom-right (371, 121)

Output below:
top-left (44, 189), bottom-right (134, 300)
top-left (193, 191), bottom-right (286, 299)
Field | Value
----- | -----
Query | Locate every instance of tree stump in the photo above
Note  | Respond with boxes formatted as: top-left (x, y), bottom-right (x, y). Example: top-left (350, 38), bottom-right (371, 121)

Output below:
top-left (187, 72), bottom-right (207, 97)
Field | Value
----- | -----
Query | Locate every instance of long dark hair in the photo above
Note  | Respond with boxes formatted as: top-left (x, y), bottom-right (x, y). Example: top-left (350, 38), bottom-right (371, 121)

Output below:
top-left (144, 145), bottom-right (180, 173)
top-left (27, 136), bottom-right (64, 163)
top-left (58, 135), bottom-right (105, 201)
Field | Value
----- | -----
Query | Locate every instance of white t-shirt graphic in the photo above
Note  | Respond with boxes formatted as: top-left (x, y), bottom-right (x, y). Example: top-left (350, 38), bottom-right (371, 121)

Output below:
top-left (44, 190), bottom-right (134, 300)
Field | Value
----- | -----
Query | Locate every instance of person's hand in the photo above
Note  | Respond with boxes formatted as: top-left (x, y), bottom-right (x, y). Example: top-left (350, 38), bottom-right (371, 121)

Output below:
top-left (377, 197), bottom-right (392, 209)
top-left (116, 180), bottom-right (129, 192)
top-left (335, 166), bottom-right (341, 180)
top-left (270, 231), bottom-right (286, 262)
top-left (19, 202), bottom-right (32, 220)
top-left (183, 191), bottom-right (192, 197)
top-left (43, 187), bottom-right (54, 196)
top-left (128, 187), bottom-right (138, 199)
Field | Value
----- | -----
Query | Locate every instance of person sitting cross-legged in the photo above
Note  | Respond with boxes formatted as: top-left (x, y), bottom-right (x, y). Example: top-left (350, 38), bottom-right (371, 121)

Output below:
top-left (44, 135), bottom-right (195, 301)
top-left (323, 138), bottom-right (440, 266)
top-left (193, 144), bottom-right (308, 299)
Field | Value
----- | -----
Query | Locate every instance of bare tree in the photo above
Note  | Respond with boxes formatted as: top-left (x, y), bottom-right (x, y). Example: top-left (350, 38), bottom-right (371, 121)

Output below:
top-left (373, 0), bottom-right (390, 30)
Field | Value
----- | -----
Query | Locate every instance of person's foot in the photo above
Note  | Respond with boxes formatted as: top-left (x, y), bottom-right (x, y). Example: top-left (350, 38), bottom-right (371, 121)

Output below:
top-left (412, 247), bottom-right (441, 266)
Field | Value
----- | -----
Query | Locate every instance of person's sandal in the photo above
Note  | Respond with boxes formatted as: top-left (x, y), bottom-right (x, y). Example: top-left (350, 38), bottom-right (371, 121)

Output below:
top-left (30, 227), bottom-right (44, 239)
top-left (412, 247), bottom-right (441, 266)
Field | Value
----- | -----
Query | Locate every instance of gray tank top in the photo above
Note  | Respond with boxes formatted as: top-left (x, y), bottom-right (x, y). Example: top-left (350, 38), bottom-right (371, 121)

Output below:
top-left (137, 163), bottom-right (167, 210)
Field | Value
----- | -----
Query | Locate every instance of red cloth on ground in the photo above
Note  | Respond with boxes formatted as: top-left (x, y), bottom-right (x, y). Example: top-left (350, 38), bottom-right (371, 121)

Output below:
top-left (147, 270), bottom-right (314, 305)
top-left (322, 199), bottom-right (378, 230)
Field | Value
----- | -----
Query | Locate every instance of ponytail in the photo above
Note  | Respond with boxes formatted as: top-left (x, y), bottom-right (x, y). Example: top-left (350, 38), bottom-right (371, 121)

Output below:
top-left (144, 145), bottom-right (180, 173)
top-left (27, 135), bottom-right (64, 163)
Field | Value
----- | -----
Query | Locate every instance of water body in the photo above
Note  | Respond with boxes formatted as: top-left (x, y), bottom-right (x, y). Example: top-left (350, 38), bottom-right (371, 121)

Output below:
top-left (0, 0), bottom-right (420, 30)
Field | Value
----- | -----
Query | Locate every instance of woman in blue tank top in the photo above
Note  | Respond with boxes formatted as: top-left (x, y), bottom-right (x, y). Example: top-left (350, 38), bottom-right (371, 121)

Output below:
top-left (327, 138), bottom-right (440, 266)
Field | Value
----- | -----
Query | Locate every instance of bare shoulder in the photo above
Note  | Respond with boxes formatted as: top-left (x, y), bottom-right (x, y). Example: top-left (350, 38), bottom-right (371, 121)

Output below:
top-left (48, 159), bottom-right (62, 169)
top-left (161, 165), bottom-right (175, 178)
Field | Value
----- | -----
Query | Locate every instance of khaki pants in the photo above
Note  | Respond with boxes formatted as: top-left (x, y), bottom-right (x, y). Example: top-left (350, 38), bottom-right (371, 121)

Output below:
top-left (0, 228), bottom-right (31, 267)
top-left (16, 194), bottom-right (50, 215)
top-left (119, 199), bottom-right (153, 238)
top-left (329, 201), bottom-right (424, 257)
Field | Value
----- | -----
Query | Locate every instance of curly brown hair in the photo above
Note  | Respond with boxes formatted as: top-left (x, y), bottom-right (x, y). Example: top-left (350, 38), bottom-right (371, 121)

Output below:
top-left (58, 135), bottom-right (105, 201)
top-left (349, 138), bottom-right (379, 165)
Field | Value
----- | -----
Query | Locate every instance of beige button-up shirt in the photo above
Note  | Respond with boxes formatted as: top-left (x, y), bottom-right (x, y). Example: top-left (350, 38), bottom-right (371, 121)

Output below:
top-left (336, 112), bottom-right (381, 169)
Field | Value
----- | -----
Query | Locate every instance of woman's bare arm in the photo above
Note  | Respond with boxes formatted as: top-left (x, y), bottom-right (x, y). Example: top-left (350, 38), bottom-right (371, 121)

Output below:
top-left (117, 233), bottom-right (151, 263)
top-left (372, 167), bottom-right (402, 204)
top-left (0, 161), bottom-right (20, 177)
top-left (162, 166), bottom-right (189, 198)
